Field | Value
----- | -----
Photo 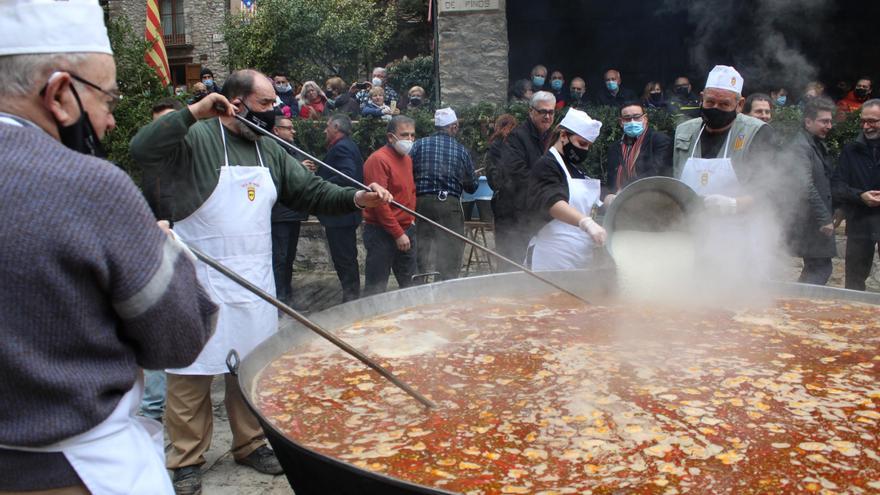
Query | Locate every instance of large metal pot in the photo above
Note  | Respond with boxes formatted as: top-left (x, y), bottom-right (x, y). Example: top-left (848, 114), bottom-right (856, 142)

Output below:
top-left (602, 177), bottom-right (701, 255)
top-left (232, 271), bottom-right (879, 494)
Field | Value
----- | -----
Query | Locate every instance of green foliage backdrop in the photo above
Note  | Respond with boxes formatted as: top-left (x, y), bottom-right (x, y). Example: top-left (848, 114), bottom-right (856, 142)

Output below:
top-left (104, 17), bottom-right (170, 184)
top-left (288, 105), bottom-right (862, 183)
top-left (222, 0), bottom-right (396, 85)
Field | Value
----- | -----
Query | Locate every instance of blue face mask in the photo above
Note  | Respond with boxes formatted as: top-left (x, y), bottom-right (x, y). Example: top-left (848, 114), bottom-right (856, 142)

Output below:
top-left (606, 80), bottom-right (619, 92)
top-left (532, 76), bottom-right (545, 88)
top-left (776, 95), bottom-right (787, 106)
top-left (623, 121), bottom-right (645, 138)
top-left (550, 79), bottom-right (563, 91)
top-left (203, 78), bottom-right (214, 88)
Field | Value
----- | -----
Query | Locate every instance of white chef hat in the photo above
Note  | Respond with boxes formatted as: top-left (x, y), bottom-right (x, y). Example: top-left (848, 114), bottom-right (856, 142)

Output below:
top-left (434, 107), bottom-right (457, 127)
top-left (705, 65), bottom-right (744, 95)
top-left (0, 0), bottom-right (113, 57)
top-left (559, 107), bottom-right (602, 143)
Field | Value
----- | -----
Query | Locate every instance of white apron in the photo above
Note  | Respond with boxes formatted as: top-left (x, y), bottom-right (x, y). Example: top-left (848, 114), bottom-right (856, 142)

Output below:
top-left (530, 148), bottom-right (601, 271)
top-left (168, 123), bottom-right (279, 375)
top-left (678, 125), bottom-right (775, 283)
top-left (679, 125), bottom-right (740, 197)
top-left (0, 375), bottom-right (173, 494)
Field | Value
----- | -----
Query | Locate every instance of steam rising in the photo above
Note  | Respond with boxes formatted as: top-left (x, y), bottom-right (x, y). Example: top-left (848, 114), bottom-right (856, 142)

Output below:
top-left (664, 0), bottom-right (833, 90)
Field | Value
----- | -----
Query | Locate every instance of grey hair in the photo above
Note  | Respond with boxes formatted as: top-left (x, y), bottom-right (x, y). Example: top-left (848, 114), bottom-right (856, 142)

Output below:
top-left (327, 113), bottom-right (353, 136)
top-left (372, 67), bottom-right (387, 77)
top-left (274, 115), bottom-right (291, 126)
top-left (530, 90), bottom-right (556, 108)
top-left (862, 98), bottom-right (880, 111)
top-left (0, 52), bottom-right (94, 98)
top-left (387, 115), bottom-right (415, 135)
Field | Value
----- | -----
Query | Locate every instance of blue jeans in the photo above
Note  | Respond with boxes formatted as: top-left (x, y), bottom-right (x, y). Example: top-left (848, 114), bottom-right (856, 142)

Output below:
top-left (139, 370), bottom-right (167, 420)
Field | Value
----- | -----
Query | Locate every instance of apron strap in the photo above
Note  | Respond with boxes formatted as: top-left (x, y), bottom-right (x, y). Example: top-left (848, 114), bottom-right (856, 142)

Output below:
top-left (691, 124), bottom-right (734, 159)
top-left (255, 141), bottom-right (266, 168)
top-left (218, 121), bottom-right (230, 168)
top-left (219, 120), bottom-right (266, 168)
top-left (549, 147), bottom-right (574, 181)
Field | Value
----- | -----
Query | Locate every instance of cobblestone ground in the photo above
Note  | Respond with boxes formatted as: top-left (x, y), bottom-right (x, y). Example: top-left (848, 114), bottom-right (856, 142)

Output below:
top-left (193, 235), bottom-right (878, 493)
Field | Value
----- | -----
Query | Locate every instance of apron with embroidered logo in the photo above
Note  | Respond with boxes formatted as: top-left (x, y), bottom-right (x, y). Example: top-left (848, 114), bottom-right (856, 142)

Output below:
top-left (529, 148), bottom-right (601, 271)
top-left (169, 122), bottom-right (279, 375)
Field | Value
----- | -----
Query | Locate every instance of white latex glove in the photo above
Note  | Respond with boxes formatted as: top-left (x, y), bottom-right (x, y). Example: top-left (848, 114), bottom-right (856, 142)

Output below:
top-left (604, 193), bottom-right (616, 206)
top-left (578, 217), bottom-right (607, 246)
top-left (704, 194), bottom-right (737, 215)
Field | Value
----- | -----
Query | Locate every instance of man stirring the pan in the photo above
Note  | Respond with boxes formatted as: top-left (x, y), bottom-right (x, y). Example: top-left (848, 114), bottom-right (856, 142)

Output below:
top-left (0, 1), bottom-right (218, 492)
top-left (130, 69), bottom-right (392, 494)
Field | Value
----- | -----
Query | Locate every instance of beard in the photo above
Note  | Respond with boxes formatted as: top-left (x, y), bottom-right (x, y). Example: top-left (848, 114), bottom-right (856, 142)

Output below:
top-left (236, 119), bottom-right (261, 141)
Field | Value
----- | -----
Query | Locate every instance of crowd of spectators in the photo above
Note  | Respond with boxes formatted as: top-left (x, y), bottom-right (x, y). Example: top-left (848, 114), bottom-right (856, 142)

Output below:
top-left (165, 64), bottom-right (880, 300)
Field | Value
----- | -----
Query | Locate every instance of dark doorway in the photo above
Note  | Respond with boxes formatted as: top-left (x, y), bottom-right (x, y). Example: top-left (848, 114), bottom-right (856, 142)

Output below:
top-left (507, 0), bottom-right (880, 100)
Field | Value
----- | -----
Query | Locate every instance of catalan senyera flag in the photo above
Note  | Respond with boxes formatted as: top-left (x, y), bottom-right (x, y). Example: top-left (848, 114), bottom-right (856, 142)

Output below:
top-left (145, 0), bottom-right (171, 87)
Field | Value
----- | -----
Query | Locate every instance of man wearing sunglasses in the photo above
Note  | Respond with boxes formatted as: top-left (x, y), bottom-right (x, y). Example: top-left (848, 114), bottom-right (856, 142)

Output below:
top-left (0, 0), bottom-right (219, 493)
top-left (494, 91), bottom-right (556, 270)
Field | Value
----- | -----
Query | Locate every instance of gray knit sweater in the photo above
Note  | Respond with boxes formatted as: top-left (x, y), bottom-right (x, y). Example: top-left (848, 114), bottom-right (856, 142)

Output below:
top-left (0, 122), bottom-right (218, 490)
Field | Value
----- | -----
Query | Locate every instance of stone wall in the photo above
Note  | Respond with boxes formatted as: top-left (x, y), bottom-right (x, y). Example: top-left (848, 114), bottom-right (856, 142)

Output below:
top-left (437, 1), bottom-right (509, 107)
top-left (108, 0), bottom-right (229, 83)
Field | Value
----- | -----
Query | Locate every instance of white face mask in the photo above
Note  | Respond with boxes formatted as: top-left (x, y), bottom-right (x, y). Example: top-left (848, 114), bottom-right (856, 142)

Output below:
top-left (393, 137), bottom-right (413, 156)
top-left (372, 77), bottom-right (383, 87)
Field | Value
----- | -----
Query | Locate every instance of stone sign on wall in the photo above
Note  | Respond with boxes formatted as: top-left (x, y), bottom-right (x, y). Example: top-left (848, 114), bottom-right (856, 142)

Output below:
top-left (437, 0), bottom-right (508, 107)
top-left (438, 0), bottom-right (500, 13)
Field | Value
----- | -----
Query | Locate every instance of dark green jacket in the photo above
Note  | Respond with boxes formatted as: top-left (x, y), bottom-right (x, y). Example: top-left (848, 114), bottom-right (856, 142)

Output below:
top-left (130, 108), bottom-right (359, 222)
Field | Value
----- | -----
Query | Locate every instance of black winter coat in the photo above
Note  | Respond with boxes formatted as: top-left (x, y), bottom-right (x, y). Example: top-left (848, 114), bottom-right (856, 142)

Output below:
top-left (831, 134), bottom-right (880, 240)
top-left (788, 130), bottom-right (836, 257)
top-left (595, 87), bottom-right (637, 107)
top-left (605, 128), bottom-right (673, 194)
top-left (491, 119), bottom-right (548, 224)
top-left (317, 136), bottom-right (364, 228)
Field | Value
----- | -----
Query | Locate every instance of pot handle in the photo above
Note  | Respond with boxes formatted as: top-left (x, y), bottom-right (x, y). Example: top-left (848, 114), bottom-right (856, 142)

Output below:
top-left (226, 349), bottom-right (240, 376)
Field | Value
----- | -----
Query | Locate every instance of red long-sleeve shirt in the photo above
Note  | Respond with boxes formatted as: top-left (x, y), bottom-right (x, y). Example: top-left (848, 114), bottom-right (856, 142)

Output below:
top-left (363, 144), bottom-right (416, 238)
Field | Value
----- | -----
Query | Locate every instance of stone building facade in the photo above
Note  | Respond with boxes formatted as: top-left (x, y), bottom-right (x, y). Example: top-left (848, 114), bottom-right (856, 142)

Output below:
top-left (107, 0), bottom-right (238, 88)
top-left (436, 0), bottom-right (509, 106)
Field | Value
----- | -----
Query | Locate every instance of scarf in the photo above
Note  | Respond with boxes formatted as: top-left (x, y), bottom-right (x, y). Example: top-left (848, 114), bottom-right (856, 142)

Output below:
top-left (616, 130), bottom-right (648, 191)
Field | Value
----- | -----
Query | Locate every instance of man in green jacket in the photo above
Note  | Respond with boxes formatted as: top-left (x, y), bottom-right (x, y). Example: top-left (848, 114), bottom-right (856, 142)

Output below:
top-left (130, 69), bottom-right (391, 495)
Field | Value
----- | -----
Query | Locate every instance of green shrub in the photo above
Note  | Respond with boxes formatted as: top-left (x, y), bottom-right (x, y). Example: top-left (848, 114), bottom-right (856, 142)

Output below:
top-left (104, 17), bottom-right (170, 185)
top-left (387, 55), bottom-right (435, 101)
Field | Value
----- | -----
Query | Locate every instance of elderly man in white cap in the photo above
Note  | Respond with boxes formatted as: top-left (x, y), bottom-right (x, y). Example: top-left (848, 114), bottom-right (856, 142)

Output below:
top-left (409, 107), bottom-right (478, 280)
top-left (0, 0), bottom-right (219, 493)
top-left (527, 107), bottom-right (606, 270)
top-left (672, 65), bottom-right (780, 284)
top-left (673, 65), bottom-right (774, 213)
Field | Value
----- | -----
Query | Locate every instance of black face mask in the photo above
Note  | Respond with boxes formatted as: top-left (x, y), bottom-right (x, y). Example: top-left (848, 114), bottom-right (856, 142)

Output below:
top-left (701, 105), bottom-right (737, 130)
top-left (241, 103), bottom-right (276, 133)
top-left (675, 85), bottom-right (690, 97)
top-left (650, 92), bottom-right (663, 103)
top-left (563, 140), bottom-right (590, 164)
top-left (58, 85), bottom-right (106, 158)
top-left (409, 97), bottom-right (422, 107)
top-left (855, 88), bottom-right (870, 99)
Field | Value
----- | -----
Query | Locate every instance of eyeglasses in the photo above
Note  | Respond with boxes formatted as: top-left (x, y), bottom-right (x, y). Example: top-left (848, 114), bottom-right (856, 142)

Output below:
top-left (861, 118), bottom-right (880, 126)
top-left (620, 114), bottom-right (645, 122)
top-left (275, 125), bottom-right (294, 131)
top-left (70, 73), bottom-right (122, 112)
top-left (531, 108), bottom-right (555, 117)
